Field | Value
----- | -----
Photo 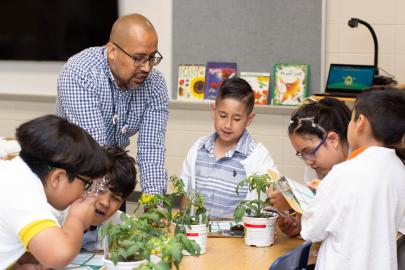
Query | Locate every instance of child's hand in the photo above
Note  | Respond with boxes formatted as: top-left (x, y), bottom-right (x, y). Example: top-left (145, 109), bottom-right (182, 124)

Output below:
top-left (277, 213), bottom-right (301, 237)
top-left (268, 190), bottom-right (291, 211)
top-left (66, 195), bottom-right (97, 229)
top-left (307, 178), bottom-right (321, 191)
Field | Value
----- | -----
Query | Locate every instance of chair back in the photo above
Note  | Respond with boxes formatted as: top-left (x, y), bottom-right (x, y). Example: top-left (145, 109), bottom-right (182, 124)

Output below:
top-left (269, 241), bottom-right (312, 270)
top-left (399, 234), bottom-right (405, 270)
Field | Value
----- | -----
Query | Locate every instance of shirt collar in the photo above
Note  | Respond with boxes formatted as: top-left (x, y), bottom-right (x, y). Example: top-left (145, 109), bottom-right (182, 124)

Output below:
top-left (233, 129), bottom-right (250, 156)
top-left (201, 132), bottom-right (216, 154)
top-left (347, 147), bottom-right (367, 160)
top-left (102, 47), bottom-right (132, 98)
top-left (103, 47), bottom-right (115, 84)
top-left (200, 129), bottom-right (250, 157)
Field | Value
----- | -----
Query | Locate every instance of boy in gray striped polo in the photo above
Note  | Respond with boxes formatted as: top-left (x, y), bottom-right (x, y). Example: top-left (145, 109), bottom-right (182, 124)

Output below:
top-left (180, 78), bottom-right (279, 218)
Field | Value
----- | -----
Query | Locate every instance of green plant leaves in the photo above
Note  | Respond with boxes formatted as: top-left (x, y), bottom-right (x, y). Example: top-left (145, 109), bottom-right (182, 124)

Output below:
top-left (234, 173), bottom-right (274, 221)
top-left (101, 176), bottom-right (205, 268)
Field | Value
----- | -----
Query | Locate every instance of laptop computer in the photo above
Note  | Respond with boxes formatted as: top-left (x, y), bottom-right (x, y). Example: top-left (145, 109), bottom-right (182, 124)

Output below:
top-left (314, 63), bottom-right (375, 98)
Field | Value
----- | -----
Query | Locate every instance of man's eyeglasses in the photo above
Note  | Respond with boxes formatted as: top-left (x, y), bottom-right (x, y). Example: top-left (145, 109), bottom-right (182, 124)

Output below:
top-left (112, 42), bottom-right (163, 67)
top-left (296, 137), bottom-right (327, 161)
top-left (76, 175), bottom-right (93, 191)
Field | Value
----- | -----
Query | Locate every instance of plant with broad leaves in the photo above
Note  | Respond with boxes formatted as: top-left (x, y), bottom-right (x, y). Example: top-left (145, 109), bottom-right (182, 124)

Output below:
top-left (233, 173), bottom-right (277, 222)
top-left (99, 192), bottom-right (200, 270)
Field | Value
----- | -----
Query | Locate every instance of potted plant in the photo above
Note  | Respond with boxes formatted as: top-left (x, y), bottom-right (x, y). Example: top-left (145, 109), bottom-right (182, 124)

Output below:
top-left (170, 176), bottom-right (209, 255)
top-left (99, 192), bottom-right (200, 270)
top-left (234, 173), bottom-right (278, 247)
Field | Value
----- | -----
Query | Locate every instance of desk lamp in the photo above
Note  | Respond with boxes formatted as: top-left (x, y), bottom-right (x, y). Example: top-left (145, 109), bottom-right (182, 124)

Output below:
top-left (348, 18), bottom-right (394, 85)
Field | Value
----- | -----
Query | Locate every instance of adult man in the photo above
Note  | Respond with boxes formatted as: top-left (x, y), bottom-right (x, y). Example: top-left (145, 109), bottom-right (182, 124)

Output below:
top-left (57, 13), bottom-right (168, 195)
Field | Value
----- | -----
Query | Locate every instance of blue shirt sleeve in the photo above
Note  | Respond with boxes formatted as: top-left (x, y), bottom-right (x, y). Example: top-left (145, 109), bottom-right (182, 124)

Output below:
top-left (56, 66), bottom-right (108, 146)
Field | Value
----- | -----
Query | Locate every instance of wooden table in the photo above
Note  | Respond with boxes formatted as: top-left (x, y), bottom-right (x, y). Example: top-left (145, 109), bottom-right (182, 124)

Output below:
top-left (179, 232), bottom-right (310, 270)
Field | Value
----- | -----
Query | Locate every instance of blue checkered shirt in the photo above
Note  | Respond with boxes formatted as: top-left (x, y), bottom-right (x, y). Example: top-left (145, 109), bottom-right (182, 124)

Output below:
top-left (56, 47), bottom-right (168, 194)
top-left (195, 130), bottom-right (256, 218)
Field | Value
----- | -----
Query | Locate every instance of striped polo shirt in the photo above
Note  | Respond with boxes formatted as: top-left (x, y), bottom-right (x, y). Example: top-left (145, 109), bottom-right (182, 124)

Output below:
top-left (195, 130), bottom-right (257, 218)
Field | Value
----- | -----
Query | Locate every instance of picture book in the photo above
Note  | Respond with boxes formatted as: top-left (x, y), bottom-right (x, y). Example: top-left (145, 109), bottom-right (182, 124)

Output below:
top-left (268, 170), bottom-right (315, 214)
top-left (272, 63), bottom-right (309, 106)
top-left (204, 62), bottom-right (237, 100)
top-left (177, 64), bottom-right (206, 101)
top-left (240, 72), bottom-right (271, 105)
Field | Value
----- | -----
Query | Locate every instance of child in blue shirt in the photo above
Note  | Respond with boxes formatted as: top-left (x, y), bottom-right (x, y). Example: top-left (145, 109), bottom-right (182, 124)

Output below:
top-left (180, 77), bottom-right (278, 218)
top-left (82, 146), bottom-right (136, 250)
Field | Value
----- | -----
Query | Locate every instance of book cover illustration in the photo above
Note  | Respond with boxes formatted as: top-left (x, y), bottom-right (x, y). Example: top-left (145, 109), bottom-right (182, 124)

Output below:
top-left (274, 176), bottom-right (315, 214)
top-left (177, 64), bottom-right (206, 101)
top-left (268, 170), bottom-right (315, 214)
top-left (240, 72), bottom-right (271, 105)
top-left (204, 62), bottom-right (237, 100)
top-left (272, 64), bottom-right (309, 106)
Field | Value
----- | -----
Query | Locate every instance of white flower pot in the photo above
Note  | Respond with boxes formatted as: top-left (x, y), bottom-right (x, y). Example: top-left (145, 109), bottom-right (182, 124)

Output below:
top-left (242, 214), bottom-right (278, 247)
top-left (103, 255), bottom-right (160, 270)
top-left (183, 223), bottom-right (208, 255)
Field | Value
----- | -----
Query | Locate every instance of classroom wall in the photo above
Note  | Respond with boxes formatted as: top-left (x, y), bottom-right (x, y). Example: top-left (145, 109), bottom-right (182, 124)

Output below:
top-left (1, 0), bottom-right (404, 187)
top-left (324, 0), bottom-right (405, 85)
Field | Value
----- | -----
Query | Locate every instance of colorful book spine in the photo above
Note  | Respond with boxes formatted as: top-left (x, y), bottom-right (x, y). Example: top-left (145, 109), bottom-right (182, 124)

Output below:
top-left (204, 62), bottom-right (237, 100)
top-left (177, 64), bottom-right (206, 101)
top-left (240, 72), bottom-right (271, 105)
top-left (272, 63), bottom-right (309, 106)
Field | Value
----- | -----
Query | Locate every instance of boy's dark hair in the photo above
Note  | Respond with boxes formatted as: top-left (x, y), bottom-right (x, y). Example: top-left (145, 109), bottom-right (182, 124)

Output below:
top-left (289, 97), bottom-right (351, 143)
top-left (216, 77), bottom-right (255, 114)
top-left (15, 115), bottom-right (110, 183)
top-left (353, 88), bottom-right (405, 161)
top-left (105, 146), bottom-right (136, 199)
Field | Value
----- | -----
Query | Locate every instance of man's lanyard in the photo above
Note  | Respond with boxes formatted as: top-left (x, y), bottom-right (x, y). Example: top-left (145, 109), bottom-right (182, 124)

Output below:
top-left (109, 80), bottom-right (133, 145)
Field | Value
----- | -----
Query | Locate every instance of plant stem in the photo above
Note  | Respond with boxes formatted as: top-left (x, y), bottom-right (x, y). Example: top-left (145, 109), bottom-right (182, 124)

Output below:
top-left (256, 184), bottom-right (261, 217)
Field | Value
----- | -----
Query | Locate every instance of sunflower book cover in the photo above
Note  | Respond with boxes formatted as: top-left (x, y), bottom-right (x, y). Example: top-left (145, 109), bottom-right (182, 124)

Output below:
top-left (240, 71), bottom-right (271, 105)
top-left (272, 63), bottom-right (309, 106)
top-left (177, 64), bottom-right (206, 101)
top-left (204, 62), bottom-right (237, 100)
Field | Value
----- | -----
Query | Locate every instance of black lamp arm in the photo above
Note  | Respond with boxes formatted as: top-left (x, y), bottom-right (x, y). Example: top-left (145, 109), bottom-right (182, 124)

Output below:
top-left (349, 18), bottom-right (379, 75)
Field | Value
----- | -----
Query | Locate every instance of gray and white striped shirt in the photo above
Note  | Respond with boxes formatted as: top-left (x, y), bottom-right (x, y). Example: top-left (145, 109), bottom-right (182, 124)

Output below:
top-left (195, 130), bottom-right (257, 218)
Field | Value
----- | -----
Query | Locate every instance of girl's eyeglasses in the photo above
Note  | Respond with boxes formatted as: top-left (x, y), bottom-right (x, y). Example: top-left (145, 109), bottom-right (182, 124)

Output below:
top-left (296, 136), bottom-right (327, 161)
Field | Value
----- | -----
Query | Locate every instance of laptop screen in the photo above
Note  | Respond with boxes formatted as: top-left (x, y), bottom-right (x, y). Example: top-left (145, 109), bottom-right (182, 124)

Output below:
top-left (326, 64), bottom-right (375, 93)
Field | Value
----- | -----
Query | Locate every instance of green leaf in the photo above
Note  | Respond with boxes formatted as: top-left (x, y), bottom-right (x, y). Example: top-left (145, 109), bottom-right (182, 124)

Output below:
top-left (234, 205), bottom-right (246, 222)
top-left (117, 247), bottom-right (127, 260)
top-left (155, 261), bottom-right (171, 270)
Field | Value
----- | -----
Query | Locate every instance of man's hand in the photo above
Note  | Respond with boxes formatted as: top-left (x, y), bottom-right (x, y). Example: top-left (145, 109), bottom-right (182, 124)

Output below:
top-left (277, 213), bottom-right (301, 237)
top-left (268, 190), bottom-right (291, 211)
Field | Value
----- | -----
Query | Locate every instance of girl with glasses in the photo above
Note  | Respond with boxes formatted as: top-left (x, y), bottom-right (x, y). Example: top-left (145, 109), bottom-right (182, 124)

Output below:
top-left (270, 97), bottom-right (351, 237)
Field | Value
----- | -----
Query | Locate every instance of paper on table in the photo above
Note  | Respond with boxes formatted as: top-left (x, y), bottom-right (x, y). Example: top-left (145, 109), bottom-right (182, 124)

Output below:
top-left (63, 253), bottom-right (104, 269)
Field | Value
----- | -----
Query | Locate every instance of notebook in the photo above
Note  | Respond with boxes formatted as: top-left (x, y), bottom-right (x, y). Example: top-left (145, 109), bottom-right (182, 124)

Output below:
top-left (314, 64), bottom-right (375, 98)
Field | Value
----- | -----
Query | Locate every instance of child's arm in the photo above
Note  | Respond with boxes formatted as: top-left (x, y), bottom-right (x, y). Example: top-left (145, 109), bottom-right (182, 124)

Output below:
top-left (179, 140), bottom-right (200, 192)
top-left (301, 173), bottom-right (338, 242)
top-left (27, 196), bottom-right (96, 269)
